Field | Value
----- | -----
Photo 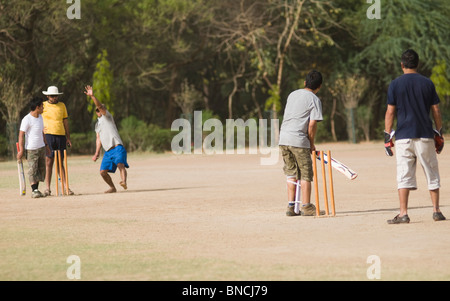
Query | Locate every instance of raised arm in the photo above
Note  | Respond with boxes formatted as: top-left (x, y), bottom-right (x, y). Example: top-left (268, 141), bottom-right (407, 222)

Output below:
top-left (84, 85), bottom-right (107, 115)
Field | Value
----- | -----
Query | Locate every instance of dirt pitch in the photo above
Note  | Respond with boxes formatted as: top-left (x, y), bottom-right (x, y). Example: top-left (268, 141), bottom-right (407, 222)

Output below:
top-left (1, 141), bottom-right (449, 281)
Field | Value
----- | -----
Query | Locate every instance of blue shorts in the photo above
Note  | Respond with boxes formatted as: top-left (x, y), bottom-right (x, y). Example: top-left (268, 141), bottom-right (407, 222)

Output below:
top-left (100, 145), bottom-right (129, 173)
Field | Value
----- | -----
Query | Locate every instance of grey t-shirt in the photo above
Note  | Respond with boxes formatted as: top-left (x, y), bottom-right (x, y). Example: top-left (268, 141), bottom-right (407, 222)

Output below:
top-left (278, 89), bottom-right (323, 148)
top-left (95, 110), bottom-right (123, 151)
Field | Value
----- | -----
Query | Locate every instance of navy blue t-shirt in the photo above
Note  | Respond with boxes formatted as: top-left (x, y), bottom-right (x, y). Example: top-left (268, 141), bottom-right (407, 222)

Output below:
top-left (387, 73), bottom-right (440, 139)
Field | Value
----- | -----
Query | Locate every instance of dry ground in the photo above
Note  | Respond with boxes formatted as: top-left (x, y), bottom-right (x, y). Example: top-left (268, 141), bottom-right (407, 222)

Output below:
top-left (1, 141), bottom-right (449, 281)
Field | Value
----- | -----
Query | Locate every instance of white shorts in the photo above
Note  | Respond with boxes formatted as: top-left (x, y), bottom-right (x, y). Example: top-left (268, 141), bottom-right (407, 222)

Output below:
top-left (395, 138), bottom-right (440, 190)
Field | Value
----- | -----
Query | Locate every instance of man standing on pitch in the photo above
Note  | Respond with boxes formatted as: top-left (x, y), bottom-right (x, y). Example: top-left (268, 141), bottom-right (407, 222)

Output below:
top-left (279, 70), bottom-right (324, 216)
top-left (42, 86), bottom-right (74, 196)
top-left (17, 97), bottom-right (51, 198)
top-left (84, 85), bottom-right (129, 193)
top-left (385, 49), bottom-right (446, 224)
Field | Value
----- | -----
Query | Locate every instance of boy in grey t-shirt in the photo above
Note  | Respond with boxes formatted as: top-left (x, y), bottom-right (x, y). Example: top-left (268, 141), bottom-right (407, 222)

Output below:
top-left (279, 70), bottom-right (323, 216)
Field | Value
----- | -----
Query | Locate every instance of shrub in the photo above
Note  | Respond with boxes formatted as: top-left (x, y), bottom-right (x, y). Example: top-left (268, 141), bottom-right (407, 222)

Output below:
top-left (0, 134), bottom-right (8, 158)
top-left (119, 116), bottom-right (175, 153)
top-left (70, 132), bottom-right (96, 155)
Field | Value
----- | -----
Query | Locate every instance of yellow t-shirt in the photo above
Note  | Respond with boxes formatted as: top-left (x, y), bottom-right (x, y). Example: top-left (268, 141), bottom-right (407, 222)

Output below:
top-left (42, 101), bottom-right (68, 135)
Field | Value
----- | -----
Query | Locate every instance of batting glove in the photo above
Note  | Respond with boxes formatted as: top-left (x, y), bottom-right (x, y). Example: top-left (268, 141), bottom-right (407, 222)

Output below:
top-left (433, 128), bottom-right (444, 154)
top-left (384, 130), bottom-right (395, 156)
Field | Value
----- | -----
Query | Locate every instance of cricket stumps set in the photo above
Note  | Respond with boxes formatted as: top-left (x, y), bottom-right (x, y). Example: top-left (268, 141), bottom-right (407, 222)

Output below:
top-left (313, 150), bottom-right (336, 217)
top-left (54, 149), bottom-right (70, 196)
top-left (311, 150), bottom-right (358, 217)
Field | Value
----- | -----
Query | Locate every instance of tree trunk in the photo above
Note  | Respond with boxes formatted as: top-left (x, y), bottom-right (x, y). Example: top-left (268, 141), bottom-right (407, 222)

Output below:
top-left (330, 98), bottom-right (337, 142)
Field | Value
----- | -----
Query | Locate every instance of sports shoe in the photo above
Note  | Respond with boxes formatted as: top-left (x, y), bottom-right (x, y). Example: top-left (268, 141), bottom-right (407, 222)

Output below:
top-left (387, 214), bottom-right (410, 224)
top-left (433, 212), bottom-right (446, 221)
top-left (301, 203), bottom-right (326, 216)
top-left (32, 189), bottom-right (44, 198)
top-left (43, 189), bottom-right (51, 197)
top-left (286, 205), bottom-right (301, 216)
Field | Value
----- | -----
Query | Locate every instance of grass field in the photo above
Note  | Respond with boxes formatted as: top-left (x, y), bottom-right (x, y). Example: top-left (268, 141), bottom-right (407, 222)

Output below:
top-left (1, 142), bottom-right (450, 282)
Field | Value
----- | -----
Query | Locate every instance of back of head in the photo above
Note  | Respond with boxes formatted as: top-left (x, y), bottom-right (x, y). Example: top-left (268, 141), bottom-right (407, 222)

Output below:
top-left (305, 70), bottom-right (323, 90)
top-left (401, 49), bottom-right (419, 69)
top-left (30, 97), bottom-right (44, 111)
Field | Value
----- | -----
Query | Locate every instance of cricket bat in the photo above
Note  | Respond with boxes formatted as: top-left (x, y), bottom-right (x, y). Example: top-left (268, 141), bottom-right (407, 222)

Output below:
top-left (16, 142), bottom-right (26, 196)
top-left (315, 150), bottom-right (357, 180)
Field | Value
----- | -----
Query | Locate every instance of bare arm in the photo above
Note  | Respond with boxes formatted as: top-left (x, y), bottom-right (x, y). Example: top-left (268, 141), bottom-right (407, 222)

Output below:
top-left (63, 118), bottom-right (72, 147)
top-left (431, 104), bottom-right (443, 131)
top-left (43, 131), bottom-right (51, 156)
top-left (384, 105), bottom-right (396, 133)
top-left (92, 133), bottom-right (102, 162)
top-left (308, 119), bottom-right (318, 153)
top-left (84, 85), bottom-right (107, 115)
top-left (17, 131), bottom-right (25, 160)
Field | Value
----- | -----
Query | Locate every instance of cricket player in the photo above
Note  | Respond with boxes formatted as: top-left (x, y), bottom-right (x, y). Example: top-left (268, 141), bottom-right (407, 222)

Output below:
top-left (84, 85), bottom-right (129, 193)
top-left (279, 70), bottom-right (325, 216)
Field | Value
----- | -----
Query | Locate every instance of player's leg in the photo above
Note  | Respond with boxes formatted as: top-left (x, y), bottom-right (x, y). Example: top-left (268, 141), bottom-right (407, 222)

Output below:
top-left (114, 145), bottom-right (129, 190)
top-left (118, 163), bottom-right (127, 190)
top-left (44, 134), bottom-right (55, 195)
top-left (100, 169), bottom-right (116, 193)
top-left (415, 138), bottom-right (446, 220)
top-left (100, 150), bottom-right (117, 193)
top-left (280, 146), bottom-right (300, 216)
top-left (388, 139), bottom-right (415, 224)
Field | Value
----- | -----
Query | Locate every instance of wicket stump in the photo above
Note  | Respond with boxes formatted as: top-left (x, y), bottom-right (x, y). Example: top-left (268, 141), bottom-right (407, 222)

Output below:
top-left (54, 149), bottom-right (70, 196)
top-left (312, 150), bottom-right (336, 217)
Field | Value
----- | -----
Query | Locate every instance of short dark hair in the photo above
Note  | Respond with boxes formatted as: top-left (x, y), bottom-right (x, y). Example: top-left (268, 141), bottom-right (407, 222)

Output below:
top-left (305, 70), bottom-right (323, 90)
top-left (29, 97), bottom-right (44, 111)
top-left (401, 49), bottom-right (419, 69)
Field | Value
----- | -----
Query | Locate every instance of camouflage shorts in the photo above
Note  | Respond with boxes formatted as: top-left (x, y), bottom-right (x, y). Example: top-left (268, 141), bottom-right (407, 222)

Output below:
top-left (279, 145), bottom-right (313, 181)
top-left (27, 147), bottom-right (46, 184)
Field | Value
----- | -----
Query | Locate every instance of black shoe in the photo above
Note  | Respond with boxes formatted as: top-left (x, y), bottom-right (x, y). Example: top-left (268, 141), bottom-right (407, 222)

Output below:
top-left (433, 212), bottom-right (446, 221)
top-left (387, 214), bottom-right (410, 224)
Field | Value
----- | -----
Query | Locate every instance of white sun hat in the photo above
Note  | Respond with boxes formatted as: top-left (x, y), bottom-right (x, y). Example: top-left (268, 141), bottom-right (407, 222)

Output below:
top-left (42, 86), bottom-right (63, 95)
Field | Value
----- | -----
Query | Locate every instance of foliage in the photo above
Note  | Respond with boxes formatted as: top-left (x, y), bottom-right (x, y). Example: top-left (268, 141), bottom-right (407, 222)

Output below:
top-left (1, 0), bottom-right (450, 155)
top-left (90, 50), bottom-right (114, 120)
top-left (355, 0), bottom-right (450, 83)
top-left (265, 85), bottom-right (281, 112)
top-left (430, 61), bottom-right (450, 105)
top-left (119, 116), bottom-right (174, 153)
top-left (0, 134), bottom-right (8, 158)
top-left (174, 79), bottom-right (202, 117)
top-left (70, 132), bottom-right (97, 155)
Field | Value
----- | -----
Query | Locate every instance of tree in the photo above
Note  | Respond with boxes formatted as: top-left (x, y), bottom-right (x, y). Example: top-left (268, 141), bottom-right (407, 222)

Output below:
top-left (89, 49), bottom-right (113, 119)
top-left (355, 0), bottom-right (450, 84)
top-left (0, 78), bottom-right (28, 159)
top-left (330, 74), bottom-right (369, 143)
top-left (209, 0), bottom-right (339, 141)
top-left (430, 61), bottom-right (450, 130)
top-left (173, 78), bottom-right (202, 119)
